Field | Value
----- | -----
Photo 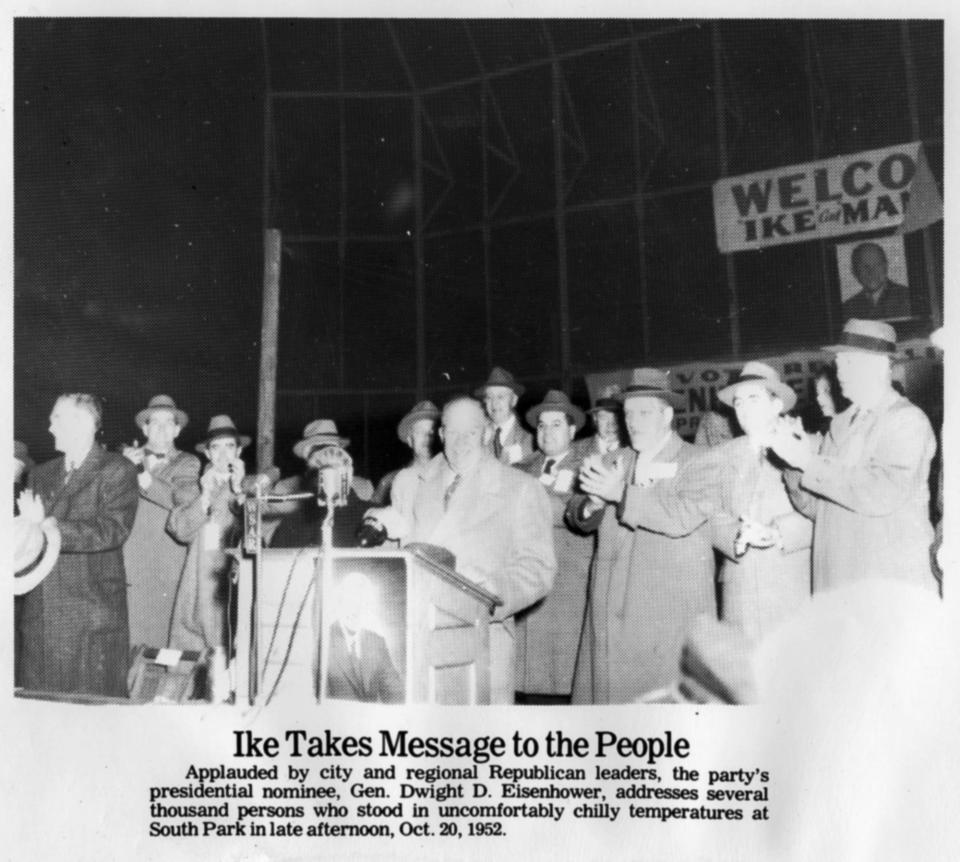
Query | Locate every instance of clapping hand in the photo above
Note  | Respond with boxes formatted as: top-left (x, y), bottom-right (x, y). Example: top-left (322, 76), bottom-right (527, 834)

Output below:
top-left (579, 455), bottom-right (628, 505)
top-left (17, 488), bottom-right (46, 525)
top-left (734, 516), bottom-right (781, 557)
top-left (122, 439), bottom-right (144, 466)
top-left (763, 415), bottom-right (815, 471)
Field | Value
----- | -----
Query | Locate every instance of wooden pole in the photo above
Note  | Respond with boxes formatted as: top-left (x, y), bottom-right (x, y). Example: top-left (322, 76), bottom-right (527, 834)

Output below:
top-left (712, 23), bottom-right (741, 358)
top-left (900, 22), bottom-right (942, 328)
top-left (257, 228), bottom-right (282, 471)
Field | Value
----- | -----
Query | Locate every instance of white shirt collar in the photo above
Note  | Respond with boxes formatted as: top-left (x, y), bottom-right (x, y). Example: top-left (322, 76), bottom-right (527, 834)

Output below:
top-left (633, 430), bottom-right (672, 463)
top-left (65, 444), bottom-right (94, 472)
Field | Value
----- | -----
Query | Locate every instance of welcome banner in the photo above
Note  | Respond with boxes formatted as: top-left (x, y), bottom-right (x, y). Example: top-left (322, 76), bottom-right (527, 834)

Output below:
top-left (713, 142), bottom-right (942, 253)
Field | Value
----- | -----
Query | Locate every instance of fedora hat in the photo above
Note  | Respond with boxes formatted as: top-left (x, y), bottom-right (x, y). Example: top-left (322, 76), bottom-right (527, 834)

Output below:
top-left (135, 394), bottom-right (189, 429)
top-left (525, 389), bottom-right (586, 431)
top-left (293, 418), bottom-right (350, 460)
top-left (14, 517), bottom-right (61, 596)
top-left (718, 361), bottom-right (797, 412)
top-left (589, 384), bottom-right (623, 414)
top-left (824, 319), bottom-right (899, 356)
top-left (619, 368), bottom-right (684, 408)
top-left (195, 415), bottom-right (250, 454)
top-left (397, 400), bottom-right (440, 443)
top-left (474, 366), bottom-right (525, 398)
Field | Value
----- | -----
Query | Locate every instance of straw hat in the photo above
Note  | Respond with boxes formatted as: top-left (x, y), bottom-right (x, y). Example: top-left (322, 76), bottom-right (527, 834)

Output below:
top-left (135, 394), bottom-right (188, 428)
top-left (717, 361), bottom-right (797, 412)
top-left (619, 368), bottom-right (684, 408)
top-left (292, 419), bottom-right (350, 460)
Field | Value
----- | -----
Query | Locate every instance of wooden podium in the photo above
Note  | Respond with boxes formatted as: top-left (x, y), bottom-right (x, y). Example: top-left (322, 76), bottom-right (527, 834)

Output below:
top-left (233, 546), bottom-right (500, 706)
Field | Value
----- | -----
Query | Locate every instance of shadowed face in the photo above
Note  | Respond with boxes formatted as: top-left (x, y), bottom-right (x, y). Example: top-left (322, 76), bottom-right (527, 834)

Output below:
top-left (142, 408), bottom-right (181, 454)
top-left (407, 418), bottom-right (436, 461)
top-left (536, 410), bottom-right (575, 458)
top-left (594, 408), bottom-right (620, 442)
top-left (852, 244), bottom-right (888, 294)
top-left (206, 436), bottom-right (240, 474)
top-left (483, 386), bottom-right (517, 426)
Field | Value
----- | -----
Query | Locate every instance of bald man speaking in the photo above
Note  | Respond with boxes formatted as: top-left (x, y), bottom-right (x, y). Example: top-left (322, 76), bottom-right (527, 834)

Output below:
top-left (369, 396), bottom-right (556, 703)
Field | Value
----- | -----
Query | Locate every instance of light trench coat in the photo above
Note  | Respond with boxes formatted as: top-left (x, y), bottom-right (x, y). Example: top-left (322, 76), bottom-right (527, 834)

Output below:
top-left (566, 433), bottom-right (716, 704)
top-left (406, 453), bottom-right (556, 704)
top-left (626, 435), bottom-right (813, 642)
top-left (515, 450), bottom-right (594, 695)
top-left (785, 390), bottom-right (937, 593)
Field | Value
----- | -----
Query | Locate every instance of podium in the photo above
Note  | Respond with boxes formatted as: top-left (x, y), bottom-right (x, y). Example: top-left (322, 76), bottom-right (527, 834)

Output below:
top-left (233, 547), bottom-right (500, 706)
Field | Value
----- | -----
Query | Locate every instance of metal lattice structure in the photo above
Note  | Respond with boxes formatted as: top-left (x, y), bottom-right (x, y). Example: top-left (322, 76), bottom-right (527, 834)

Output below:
top-left (259, 19), bottom-right (942, 479)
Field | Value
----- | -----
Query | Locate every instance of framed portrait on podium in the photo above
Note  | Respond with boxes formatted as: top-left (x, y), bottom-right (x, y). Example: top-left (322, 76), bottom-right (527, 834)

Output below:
top-left (319, 553), bottom-right (410, 705)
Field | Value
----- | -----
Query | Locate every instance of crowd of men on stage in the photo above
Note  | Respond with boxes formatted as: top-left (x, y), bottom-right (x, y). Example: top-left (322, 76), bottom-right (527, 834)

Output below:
top-left (13, 317), bottom-right (945, 704)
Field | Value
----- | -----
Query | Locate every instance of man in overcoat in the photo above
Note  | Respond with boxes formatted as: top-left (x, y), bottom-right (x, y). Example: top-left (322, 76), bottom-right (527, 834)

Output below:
top-left (611, 362), bottom-right (813, 642)
top-left (768, 319), bottom-right (937, 593)
top-left (121, 395), bottom-right (201, 649)
top-left (16, 394), bottom-right (139, 696)
top-left (515, 390), bottom-right (593, 703)
top-left (168, 415), bottom-right (249, 652)
top-left (569, 369), bottom-right (715, 703)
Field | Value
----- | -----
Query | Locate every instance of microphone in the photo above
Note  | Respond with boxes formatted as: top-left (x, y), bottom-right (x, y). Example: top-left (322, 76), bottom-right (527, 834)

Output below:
top-left (242, 466), bottom-right (281, 495)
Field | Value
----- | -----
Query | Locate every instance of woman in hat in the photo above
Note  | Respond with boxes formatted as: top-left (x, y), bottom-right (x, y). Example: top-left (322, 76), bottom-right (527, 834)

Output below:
top-left (167, 415), bottom-right (250, 652)
top-left (121, 395), bottom-right (201, 650)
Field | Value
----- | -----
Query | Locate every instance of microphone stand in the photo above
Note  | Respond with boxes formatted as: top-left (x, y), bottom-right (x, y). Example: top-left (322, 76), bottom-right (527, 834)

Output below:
top-left (242, 484), bottom-right (313, 705)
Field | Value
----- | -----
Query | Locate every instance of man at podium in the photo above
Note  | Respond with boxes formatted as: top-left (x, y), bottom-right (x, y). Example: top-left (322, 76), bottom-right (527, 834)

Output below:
top-left (368, 396), bottom-right (556, 704)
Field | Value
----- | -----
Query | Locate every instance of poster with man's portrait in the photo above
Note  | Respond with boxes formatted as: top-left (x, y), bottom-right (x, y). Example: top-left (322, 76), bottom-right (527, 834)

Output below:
top-left (320, 555), bottom-right (409, 705)
top-left (836, 235), bottom-right (913, 321)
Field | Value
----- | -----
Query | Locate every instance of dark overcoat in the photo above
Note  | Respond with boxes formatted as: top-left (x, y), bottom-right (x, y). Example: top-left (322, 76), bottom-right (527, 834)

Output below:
top-left (17, 445), bottom-right (139, 696)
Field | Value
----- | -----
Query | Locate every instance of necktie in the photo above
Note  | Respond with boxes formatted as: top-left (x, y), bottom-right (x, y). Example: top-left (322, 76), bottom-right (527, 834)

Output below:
top-left (543, 458), bottom-right (556, 476)
top-left (493, 427), bottom-right (503, 459)
top-left (444, 474), bottom-right (462, 512)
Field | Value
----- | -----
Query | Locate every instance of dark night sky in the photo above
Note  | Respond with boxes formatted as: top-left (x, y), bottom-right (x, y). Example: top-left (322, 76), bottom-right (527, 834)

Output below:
top-left (13, 19), bottom-right (942, 477)
top-left (15, 19), bottom-right (264, 461)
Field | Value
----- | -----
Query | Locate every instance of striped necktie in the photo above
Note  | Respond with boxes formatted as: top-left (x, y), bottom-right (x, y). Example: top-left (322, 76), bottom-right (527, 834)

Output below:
top-left (444, 474), bottom-right (462, 512)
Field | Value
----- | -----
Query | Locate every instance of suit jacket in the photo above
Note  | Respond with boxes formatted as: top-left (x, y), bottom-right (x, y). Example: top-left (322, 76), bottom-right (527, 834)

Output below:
top-left (407, 453), bottom-right (556, 703)
top-left (624, 435), bottom-right (812, 641)
top-left (122, 448), bottom-right (201, 648)
top-left (785, 390), bottom-right (936, 593)
top-left (842, 280), bottom-right (912, 320)
top-left (485, 417), bottom-right (535, 466)
top-left (325, 625), bottom-right (404, 703)
top-left (514, 450), bottom-right (594, 695)
top-left (17, 445), bottom-right (139, 696)
top-left (566, 434), bottom-right (715, 704)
